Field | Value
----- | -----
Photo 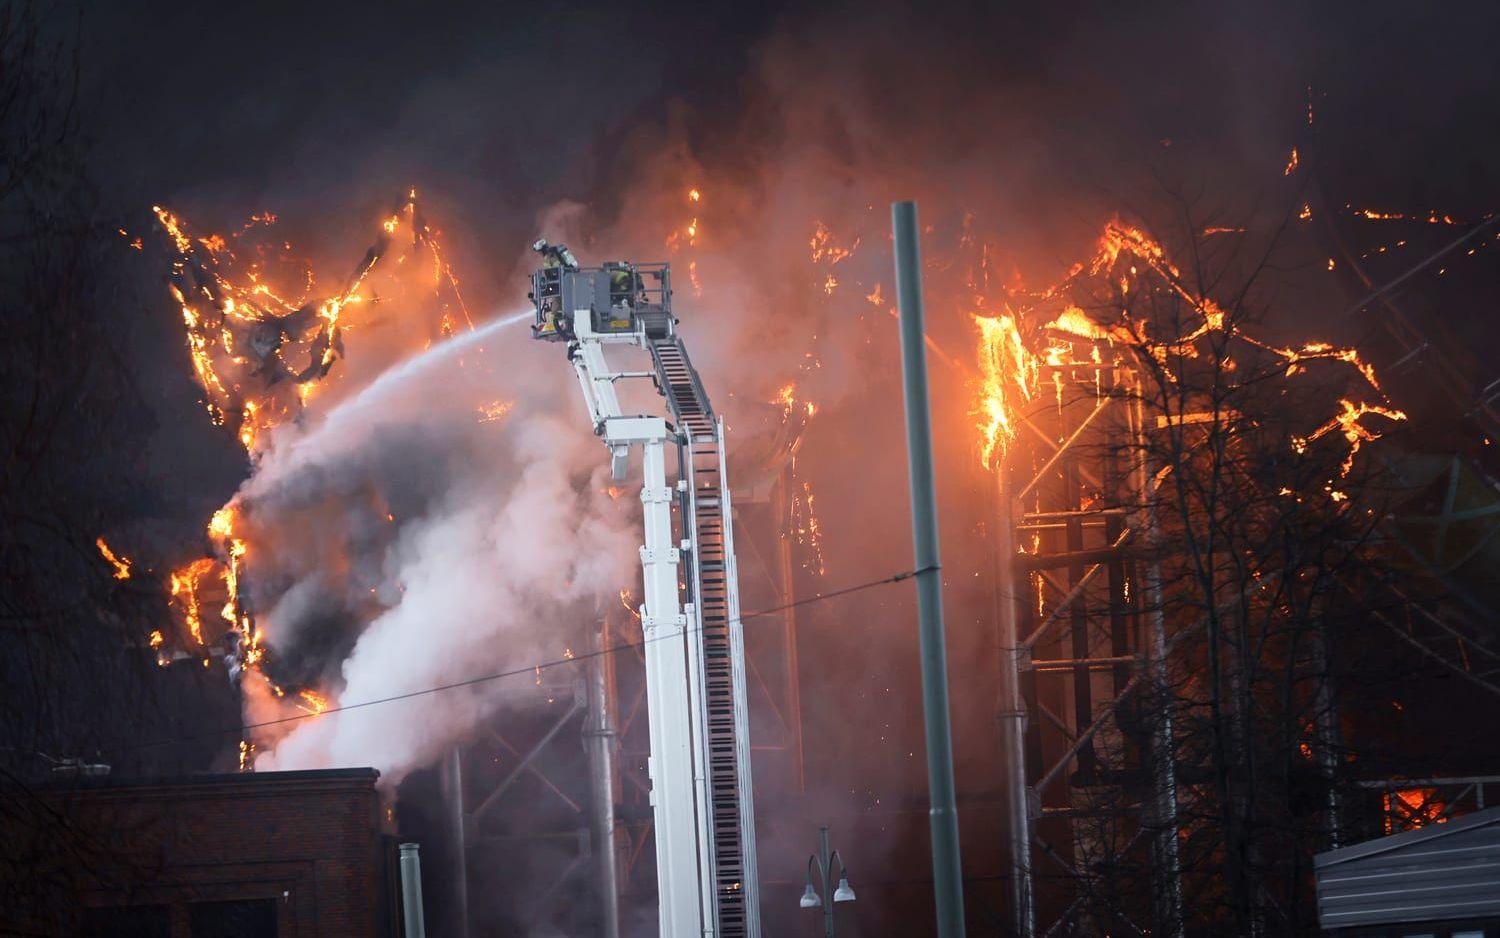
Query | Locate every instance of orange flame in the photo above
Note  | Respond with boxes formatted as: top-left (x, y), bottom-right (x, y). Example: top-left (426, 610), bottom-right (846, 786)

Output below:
top-left (478, 399), bottom-right (514, 423)
top-left (1292, 398), bottom-right (1407, 478)
top-left (1045, 306), bottom-right (1137, 345)
top-left (809, 221), bottom-right (856, 265)
top-left (771, 382), bottom-right (817, 420)
top-left (153, 191), bottom-right (471, 458)
top-left (973, 218), bottom-right (1405, 481)
top-left (169, 557), bottom-right (220, 646)
top-left (974, 314), bottom-right (1038, 469)
top-left (789, 480), bottom-right (827, 575)
top-left (95, 537), bottom-right (132, 580)
top-left (296, 689), bottom-right (331, 715)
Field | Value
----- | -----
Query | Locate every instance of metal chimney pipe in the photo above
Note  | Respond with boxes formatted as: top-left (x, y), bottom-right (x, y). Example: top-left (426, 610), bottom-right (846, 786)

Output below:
top-left (892, 200), bottom-right (968, 938)
top-left (399, 842), bottom-right (427, 938)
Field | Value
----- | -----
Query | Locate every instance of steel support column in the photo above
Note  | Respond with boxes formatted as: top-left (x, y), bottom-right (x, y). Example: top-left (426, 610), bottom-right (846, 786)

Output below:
top-left (995, 468), bottom-right (1037, 937)
top-left (587, 626), bottom-right (622, 938)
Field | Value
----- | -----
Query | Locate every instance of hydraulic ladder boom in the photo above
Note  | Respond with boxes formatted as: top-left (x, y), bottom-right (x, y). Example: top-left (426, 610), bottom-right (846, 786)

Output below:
top-left (529, 260), bottom-right (760, 937)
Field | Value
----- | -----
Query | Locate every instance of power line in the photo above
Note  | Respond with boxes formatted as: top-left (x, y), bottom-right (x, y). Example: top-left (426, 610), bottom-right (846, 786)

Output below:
top-left (120, 564), bottom-right (935, 754)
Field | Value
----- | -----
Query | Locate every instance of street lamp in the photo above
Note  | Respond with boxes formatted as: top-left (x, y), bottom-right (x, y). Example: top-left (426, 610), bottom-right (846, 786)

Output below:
top-left (801, 826), bottom-right (855, 936)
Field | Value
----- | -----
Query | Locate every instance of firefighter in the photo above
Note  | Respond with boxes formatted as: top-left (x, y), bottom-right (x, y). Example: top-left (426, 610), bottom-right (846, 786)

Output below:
top-left (606, 261), bottom-right (641, 308)
top-left (533, 238), bottom-right (579, 271)
top-left (531, 238), bottom-right (578, 335)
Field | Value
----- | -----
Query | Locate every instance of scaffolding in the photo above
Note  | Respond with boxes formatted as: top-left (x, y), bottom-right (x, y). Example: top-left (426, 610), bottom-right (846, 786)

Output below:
top-left (992, 356), bottom-right (1184, 938)
top-left (445, 677), bottom-right (602, 934)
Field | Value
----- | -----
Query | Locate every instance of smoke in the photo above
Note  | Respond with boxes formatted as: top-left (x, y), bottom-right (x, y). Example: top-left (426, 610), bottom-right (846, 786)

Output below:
top-left (233, 313), bottom-right (637, 786)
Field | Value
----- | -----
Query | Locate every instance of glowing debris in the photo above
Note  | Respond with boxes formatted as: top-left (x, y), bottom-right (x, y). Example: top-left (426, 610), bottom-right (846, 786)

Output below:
top-left (95, 537), bottom-right (132, 580)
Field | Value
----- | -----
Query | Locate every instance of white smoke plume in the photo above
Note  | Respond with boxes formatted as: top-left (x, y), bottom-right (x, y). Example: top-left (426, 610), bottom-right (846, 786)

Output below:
top-left (237, 313), bottom-right (638, 787)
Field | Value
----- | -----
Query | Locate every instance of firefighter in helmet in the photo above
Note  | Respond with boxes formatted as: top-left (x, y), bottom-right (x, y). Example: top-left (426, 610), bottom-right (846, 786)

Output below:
top-left (534, 238), bottom-right (579, 271)
top-left (531, 238), bottom-right (579, 335)
top-left (604, 261), bottom-right (644, 329)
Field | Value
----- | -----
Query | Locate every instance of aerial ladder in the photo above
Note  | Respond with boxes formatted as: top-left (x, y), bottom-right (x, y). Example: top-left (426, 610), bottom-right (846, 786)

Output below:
top-left (529, 254), bottom-right (761, 937)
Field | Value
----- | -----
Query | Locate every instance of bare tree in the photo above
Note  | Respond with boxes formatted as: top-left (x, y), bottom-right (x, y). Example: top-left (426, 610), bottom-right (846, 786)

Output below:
top-left (0, 3), bottom-right (168, 931)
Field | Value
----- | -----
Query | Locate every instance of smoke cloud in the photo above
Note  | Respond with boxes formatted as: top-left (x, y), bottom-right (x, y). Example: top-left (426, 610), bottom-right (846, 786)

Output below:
top-left (234, 315), bottom-right (637, 786)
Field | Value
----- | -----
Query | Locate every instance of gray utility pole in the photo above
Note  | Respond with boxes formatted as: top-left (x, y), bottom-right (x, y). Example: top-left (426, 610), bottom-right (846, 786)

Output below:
top-left (891, 200), bottom-right (967, 937)
top-left (586, 626), bottom-right (622, 938)
top-left (441, 749), bottom-right (470, 938)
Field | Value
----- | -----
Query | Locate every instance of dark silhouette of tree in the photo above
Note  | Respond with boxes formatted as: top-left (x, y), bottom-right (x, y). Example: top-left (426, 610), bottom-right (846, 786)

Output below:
top-left (0, 3), bottom-right (169, 931)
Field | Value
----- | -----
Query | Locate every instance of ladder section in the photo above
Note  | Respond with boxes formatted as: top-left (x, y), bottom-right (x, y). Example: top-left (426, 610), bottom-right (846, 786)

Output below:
top-left (649, 337), bottom-right (757, 937)
top-left (650, 337), bottom-right (716, 438)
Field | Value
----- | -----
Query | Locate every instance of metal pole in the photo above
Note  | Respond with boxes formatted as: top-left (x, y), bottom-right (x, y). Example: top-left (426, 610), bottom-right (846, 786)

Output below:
top-left (993, 472), bottom-right (1036, 937)
top-left (1313, 619), bottom-right (1343, 850)
top-left (442, 748), bottom-right (470, 938)
top-left (820, 826), bottom-right (835, 938)
top-left (587, 625), bottom-right (623, 938)
top-left (892, 200), bottom-right (967, 938)
top-left (399, 842), bottom-right (427, 938)
top-left (776, 466), bottom-right (808, 792)
top-left (1133, 391), bottom-right (1184, 938)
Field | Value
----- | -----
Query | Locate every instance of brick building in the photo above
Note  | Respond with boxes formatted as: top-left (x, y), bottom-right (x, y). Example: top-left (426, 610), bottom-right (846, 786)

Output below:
top-left (4, 767), bottom-right (407, 937)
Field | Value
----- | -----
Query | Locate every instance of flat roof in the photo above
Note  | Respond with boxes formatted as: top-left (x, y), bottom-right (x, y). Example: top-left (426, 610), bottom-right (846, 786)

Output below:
top-left (41, 766), bottom-right (379, 791)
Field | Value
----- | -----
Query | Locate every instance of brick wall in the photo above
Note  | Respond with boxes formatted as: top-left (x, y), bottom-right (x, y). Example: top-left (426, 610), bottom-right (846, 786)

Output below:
top-left (14, 768), bottom-right (398, 937)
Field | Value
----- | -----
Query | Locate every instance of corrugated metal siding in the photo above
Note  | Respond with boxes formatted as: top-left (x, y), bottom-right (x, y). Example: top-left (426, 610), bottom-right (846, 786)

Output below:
top-left (1317, 808), bottom-right (1500, 930)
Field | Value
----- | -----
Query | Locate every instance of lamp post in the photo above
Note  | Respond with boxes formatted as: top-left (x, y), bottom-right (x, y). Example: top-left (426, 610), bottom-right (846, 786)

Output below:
top-left (800, 826), bottom-right (855, 937)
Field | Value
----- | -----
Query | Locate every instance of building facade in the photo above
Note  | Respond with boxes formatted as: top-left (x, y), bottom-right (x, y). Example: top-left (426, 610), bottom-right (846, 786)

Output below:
top-left (7, 767), bottom-right (403, 938)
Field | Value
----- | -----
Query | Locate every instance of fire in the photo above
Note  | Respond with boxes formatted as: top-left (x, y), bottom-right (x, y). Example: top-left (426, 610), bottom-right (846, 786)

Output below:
top-left (169, 557), bottom-right (220, 646)
top-left (771, 382), bottom-right (817, 420)
top-left (1355, 207), bottom-right (1461, 225)
top-left (973, 313), bottom-right (1037, 468)
top-left (1045, 306), bottom-right (1136, 345)
top-left (142, 192), bottom-right (482, 682)
top-left (971, 218), bottom-right (1405, 481)
top-left (1384, 787), bottom-right (1446, 833)
top-left (789, 480), bottom-right (827, 575)
top-left (809, 221), bottom-right (856, 265)
top-left (209, 505), bottom-right (237, 539)
top-left (667, 186), bottom-right (702, 250)
top-left (1247, 340), bottom-right (1384, 391)
top-left (1292, 398), bottom-right (1407, 477)
top-left (152, 190), bottom-right (471, 458)
top-left (477, 399), bottom-right (514, 423)
top-left (1282, 147), bottom-right (1299, 176)
top-left (296, 689), bottom-right (331, 715)
top-left (1070, 221), bottom-right (1231, 351)
top-left (95, 537), bottom-right (132, 580)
